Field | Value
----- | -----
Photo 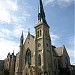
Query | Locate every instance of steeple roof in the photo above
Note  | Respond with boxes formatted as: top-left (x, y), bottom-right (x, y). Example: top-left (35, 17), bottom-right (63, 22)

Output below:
top-left (20, 31), bottom-right (24, 44)
top-left (35, 0), bottom-right (49, 28)
top-left (38, 0), bottom-right (47, 24)
top-left (21, 31), bottom-right (24, 38)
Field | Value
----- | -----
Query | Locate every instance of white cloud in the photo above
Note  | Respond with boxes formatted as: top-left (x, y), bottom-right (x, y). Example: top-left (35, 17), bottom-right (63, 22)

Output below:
top-left (0, 26), bottom-right (28, 60)
top-left (58, 0), bottom-right (74, 7)
top-left (11, 16), bottom-right (18, 23)
top-left (0, 32), bottom-right (6, 38)
top-left (68, 50), bottom-right (75, 58)
top-left (67, 36), bottom-right (74, 50)
top-left (0, 28), bottom-right (11, 35)
top-left (0, 28), bottom-right (11, 39)
top-left (0, 0), bottom-right (31, 24)
top-left (68, 50), bottom-right (75, 64)
top-left (0, 26), bottom-right (25, 60)
top-left (23, 11), bottom-right (31, 17)
top-left (0, 24), bottom-right (28, 41)
top-left (13, 25), bottom-right (25, 38)
top-left (0, 10), bottom-right (11, 23)
top-left (44, 0), bottom-right (74, 7)
top-left (0, 0), bottom-right (18, 23)
top-left (0, 38), bottom-right (19, 60)
top-left (0, 0), bottom-right (18, 11)
top-left (6, 0), bottom-right (18, 11)
top-left (50, 32), bottom-right (60, 45)
top-left (66, 36), bottom-right (75, 64)
top-left (43, 0), bottom-right (55, 6)
top-left (13, 25), bottom-right (29, 40)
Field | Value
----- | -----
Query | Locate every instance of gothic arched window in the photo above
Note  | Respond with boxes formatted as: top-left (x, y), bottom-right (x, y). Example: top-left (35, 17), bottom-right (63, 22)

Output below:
top-left (40, 29), bottom-right (41, 36)
top-left (37, 31), bottom-right (39, 38)
top-left (25, 48), bottom-right (31, 65)
top-left (38, 54), bottom-right (41, 66)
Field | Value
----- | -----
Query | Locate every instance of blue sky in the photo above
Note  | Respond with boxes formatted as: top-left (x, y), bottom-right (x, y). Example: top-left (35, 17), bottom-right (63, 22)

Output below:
top-left (0, 0), bottom-right (74, 64)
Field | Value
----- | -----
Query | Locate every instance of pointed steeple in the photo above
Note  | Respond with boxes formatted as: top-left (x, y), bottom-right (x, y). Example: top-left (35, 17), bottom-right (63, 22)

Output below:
top-left (20, 31), bottom-right (24, 44)
top-left (21, 31), bottom-right (24, 38)
top-left (12, 50), bottom-right (14, 55)
top-left (28, 28), bottom-right (30, 34)
top-left (38, 0), bottom-right (47, 24)
top-left (28, 28), bottom-right (30, 39)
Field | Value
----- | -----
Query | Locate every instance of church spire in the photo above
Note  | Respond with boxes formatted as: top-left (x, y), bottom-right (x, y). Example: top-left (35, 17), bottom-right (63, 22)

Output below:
top-left (20, 31), bottom-right (24, 45)
top-left (38, 0), bottom-right (47, 24)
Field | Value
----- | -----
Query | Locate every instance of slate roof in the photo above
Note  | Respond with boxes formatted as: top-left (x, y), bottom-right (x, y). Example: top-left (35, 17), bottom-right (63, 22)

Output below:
top-left (52, 45), bottom-right (65, 57)
top-left (54, 46), bottom-right (65, 56)
top-left (31, 34), bottom-right (35, 38)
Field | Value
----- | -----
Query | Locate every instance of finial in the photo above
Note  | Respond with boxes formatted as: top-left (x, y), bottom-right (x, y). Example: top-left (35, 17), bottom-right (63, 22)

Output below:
top-left (8, 52), bottom-right (10, 55)
top-left (13, 50), bottom-right (14, 55)
top-left (28, 28), bottom-right (30, 39)
top-left (28, 28), bottom-right (30, 34)
top-left (22, 31), bottom-right (23, 36)
top-left (20, 31), bottom-right (24, 44)
top-left (28, 28), bottom-right (30, 32)
top-left (21, 31), bottom-right (23, 38)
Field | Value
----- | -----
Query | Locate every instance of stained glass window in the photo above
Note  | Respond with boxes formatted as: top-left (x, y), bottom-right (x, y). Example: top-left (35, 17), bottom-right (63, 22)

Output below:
top-left (25, 48), bottom-right (31, 65)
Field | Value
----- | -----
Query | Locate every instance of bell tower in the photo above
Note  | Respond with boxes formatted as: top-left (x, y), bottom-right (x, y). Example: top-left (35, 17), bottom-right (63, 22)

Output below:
top-left (35, 0), bottom-right (53, 75)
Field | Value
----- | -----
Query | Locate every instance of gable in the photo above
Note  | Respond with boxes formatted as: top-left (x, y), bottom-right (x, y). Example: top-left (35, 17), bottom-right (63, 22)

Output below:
top-left (24, 33), bottom-right (35, 45)
top-left (54, 46), bottom-right (64, 56)
top-left (24, 33), bottom-right (35, 54)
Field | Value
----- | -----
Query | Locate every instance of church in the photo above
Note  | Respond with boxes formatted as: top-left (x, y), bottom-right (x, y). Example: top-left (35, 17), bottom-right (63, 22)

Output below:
top-left (14, 0), bottom-right (71, 75)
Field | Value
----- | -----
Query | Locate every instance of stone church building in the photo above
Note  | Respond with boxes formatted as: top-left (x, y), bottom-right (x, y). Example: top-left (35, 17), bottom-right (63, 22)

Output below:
top-left (14, 0), bottom-right (71, 75)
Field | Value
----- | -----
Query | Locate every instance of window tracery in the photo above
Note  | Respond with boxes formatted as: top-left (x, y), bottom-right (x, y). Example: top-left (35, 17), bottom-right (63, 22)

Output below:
top-left (25, 48), bottom-right (31, 65)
